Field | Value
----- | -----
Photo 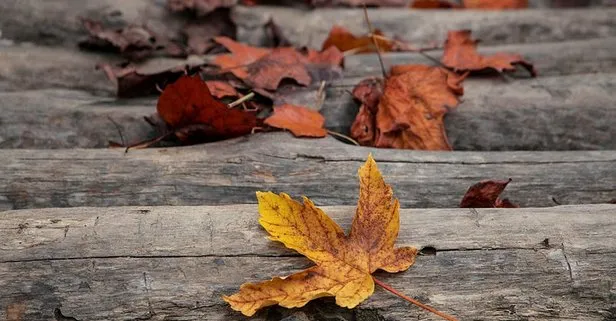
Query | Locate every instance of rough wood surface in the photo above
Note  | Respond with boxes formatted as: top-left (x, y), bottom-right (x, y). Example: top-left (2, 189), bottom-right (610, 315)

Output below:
top-left (2, 38), bottom-right (613, 95)
top-left (1, 133), bottom-right (615, 211)
top-left (234, 6), bottom-right (616, 48)
top-left (1, 204), bottom-right (614, 320)
top-left (2, 73), bottom-right (615, 150)
top-left (2, 1), bottom-right (614, 48)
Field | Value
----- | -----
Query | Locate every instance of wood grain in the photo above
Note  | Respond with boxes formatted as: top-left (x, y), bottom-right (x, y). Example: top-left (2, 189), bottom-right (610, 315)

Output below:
top-left (1, 133), bottom-right (615, 211)
top-left (1, 204), bottom-right (614, 320)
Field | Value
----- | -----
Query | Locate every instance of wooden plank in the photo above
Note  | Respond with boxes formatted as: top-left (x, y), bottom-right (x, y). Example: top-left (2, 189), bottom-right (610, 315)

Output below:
top-left (2, 38), bottom-right (614, 94)
top-left (1, 205), bottom-right (614, 320)
top-left (342, 37), bottom-right (616, 78)
top-left (1, 133), bottom-right (615, 210)
top-left (234, 6), bottom-right (616, 48)
top-left (2, 0), bottom-right (615, 48)
top-left (1, 73), bottom-right (615, 150)
top-left (0, 89), bottom-right (156, 149)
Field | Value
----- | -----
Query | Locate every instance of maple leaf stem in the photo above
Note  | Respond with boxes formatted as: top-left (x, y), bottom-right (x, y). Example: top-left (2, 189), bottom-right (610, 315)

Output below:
top-left (228, 92), bottom-right (255, 108)
top-left (362, 5), bottom-right (387, 78)
top-left (372, 277), bottom-right (459, 321)
top-left (326, 130), bottom-right (359, 146)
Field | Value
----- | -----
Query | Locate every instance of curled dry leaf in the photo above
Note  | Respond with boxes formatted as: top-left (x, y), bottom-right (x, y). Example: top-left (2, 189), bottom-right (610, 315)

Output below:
top-left (264, 104), bottom-right (327, 137)
top-left (79, 19), bottom-right (160, 61)
top-left (157, 75), bottom-right (257, 141)
top-left (460, 178), bottom-right (519, 208)
top-left (462, 0), bottom-right (528, 9)
top-left (224, 155), bottom-right (418, 316)
top-left (351, 65), bottom-right (466, 150)
top-left (442, 30), bottom-right (537, 76)
top-left (167, 0), bottom-right (237, 16)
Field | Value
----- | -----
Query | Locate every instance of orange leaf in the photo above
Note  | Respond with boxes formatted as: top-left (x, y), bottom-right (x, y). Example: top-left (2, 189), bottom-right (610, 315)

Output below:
top-left (321, 25), bottom-right (394, 53)
top-left (460, 178), bottom-right (519, 208)
top-left (156, 75), bottom-right (257, 140)
top-left (223, 155), bottom-right (419, 316)
top-left (213, 36), bottom-right (271, 79)
top-left (212, 38), bottom-right (342, 91)
top-left (264, 104), bottom-right (328, 137)
top-left (205, 80), bottom-right (239, 98)
top-left (243, 48), bottom-right (312, 90)
top-left (462, 0), bottom-right (527, 9)
top-left (441, 30), bottom-right (537, 76)
top-left (351, 65), bottom-right (466, 150)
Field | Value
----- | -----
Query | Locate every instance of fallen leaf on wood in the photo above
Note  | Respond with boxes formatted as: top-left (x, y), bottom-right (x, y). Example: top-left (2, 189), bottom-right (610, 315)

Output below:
top-left (350, 78), bottom-right (383, 146)
top-left (322, 25), bottom-right (394, 53)
top-left (224, 155), bottom-right (418, 316)
top-left (213, 36), bottom-right (271, 79)
top-left (205, 80), bottom-right (240, 98)
top-left (460, 178), bottom-right (519, 208)
top-left (264, 104), bottom-right (327, 137)
top-left (351, 65), bottom-right (466, 150)
top-left (442, 30), bottom-right (537, 76)
top-left (462, 0), bottom-right (528, 9)
top-left (167, 0), bottom-right (237, 15)
top-left (156, 75), bottom-right (257, 141)
top-left (244, 48), bottom-right (312, 90)
top-left (79, 19), bottom-right (161, 61)
top-left (213, 38), bottom-right (343, 91)
top-left (410, 0), bottom-right (459, 8)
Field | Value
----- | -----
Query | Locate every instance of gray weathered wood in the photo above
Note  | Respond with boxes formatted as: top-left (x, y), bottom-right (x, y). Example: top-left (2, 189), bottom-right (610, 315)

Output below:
top-left (1, 204), bottom-right (614, 320)
top-left (234, 6), bottom-right (616, 48)
top-left (2, 0), bottom-right (615, 48)
top-left (1, 133), bottom-right (615, 211)
top-left (2, 73), bottom-right (615, 150)
top-left (0, 89), bottom-right (156, 149)
top-left (2, 38), bottom-right (614, 95)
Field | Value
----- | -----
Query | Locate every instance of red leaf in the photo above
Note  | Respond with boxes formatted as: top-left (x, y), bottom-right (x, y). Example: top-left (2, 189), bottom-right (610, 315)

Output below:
top-left (156, 75), bottom-right (257, 140)
top-left (264, 104), bottom-right (327, 137)
top-left (460, 178), bottom-right (519, 208)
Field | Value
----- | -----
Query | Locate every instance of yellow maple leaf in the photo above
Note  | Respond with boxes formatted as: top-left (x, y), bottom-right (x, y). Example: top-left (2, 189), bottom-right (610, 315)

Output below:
top-left (223, 154), bottom-right (418, 316)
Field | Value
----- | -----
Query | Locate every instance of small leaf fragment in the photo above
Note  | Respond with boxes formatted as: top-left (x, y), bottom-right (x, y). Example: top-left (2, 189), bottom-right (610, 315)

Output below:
top-left (460, 178), bottom-right (519, 208)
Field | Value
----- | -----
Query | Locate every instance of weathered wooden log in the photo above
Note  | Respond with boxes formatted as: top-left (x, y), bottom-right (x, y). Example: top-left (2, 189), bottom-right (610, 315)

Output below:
top-left (1, 73), bottom-right (614, 150)
top-left (2, 38), bottom-right (614, 95)
top-left (0, 89), bottom-right (155, 149)
top-left (1, 204), bottom-right (614, 320)
top-left (1, 0), bottom-right (615, 48)
top-left (1, 133), bottom-right (615, 211)
top-left (234, 6), bottom-right (616, 48)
